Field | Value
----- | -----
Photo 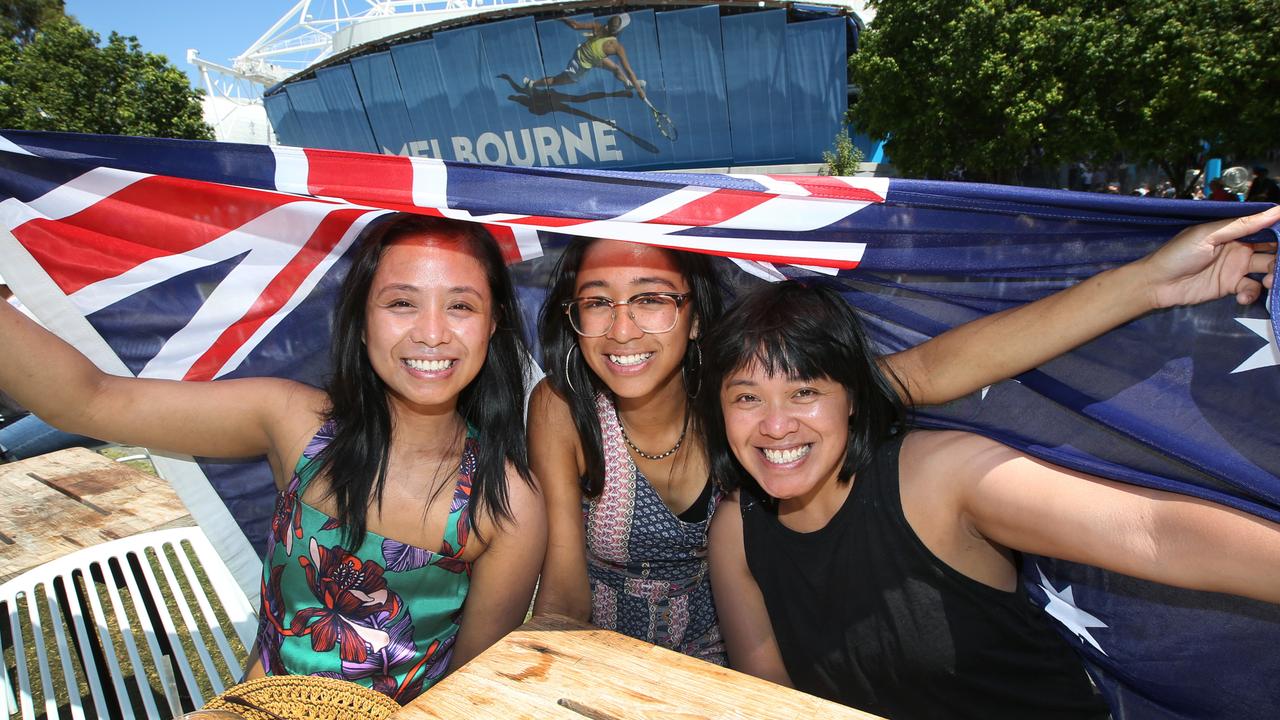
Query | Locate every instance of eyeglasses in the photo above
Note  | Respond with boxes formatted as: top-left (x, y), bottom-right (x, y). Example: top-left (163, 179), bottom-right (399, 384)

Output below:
top-left (562, 291), bottom-right (690, 337)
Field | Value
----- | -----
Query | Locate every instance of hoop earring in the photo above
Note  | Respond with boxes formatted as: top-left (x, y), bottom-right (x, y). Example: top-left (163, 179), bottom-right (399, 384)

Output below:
top-left (683, 339), bottom-right (703, 399)
top-left (564, 344), bottom-right (582, 397)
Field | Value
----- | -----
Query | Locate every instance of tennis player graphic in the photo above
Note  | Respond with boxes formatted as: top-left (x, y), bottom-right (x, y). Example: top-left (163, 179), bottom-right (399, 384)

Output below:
top-left (523, 14), bottom-right (676, 140)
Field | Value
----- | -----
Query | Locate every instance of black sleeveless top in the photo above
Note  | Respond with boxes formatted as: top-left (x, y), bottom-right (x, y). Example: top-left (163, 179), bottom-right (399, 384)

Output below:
top-left (741, 433), bottom-right (1109, 719)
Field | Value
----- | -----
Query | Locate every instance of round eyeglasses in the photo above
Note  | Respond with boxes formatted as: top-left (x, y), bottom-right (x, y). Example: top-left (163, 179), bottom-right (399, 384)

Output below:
top-left (562, 291), bottom-right (690, 337)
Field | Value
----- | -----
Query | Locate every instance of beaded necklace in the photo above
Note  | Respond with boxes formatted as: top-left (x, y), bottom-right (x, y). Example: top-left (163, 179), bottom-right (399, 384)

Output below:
top-left (615, 405), bottom-right (688, 461)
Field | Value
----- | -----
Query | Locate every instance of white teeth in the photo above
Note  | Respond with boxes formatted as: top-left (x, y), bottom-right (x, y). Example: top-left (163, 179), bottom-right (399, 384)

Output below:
top-left (762, 445), bottom-right (811, 464)
top-left (608, 352), bottom-right (653, 367)
top-left (405, 358), bottom-right (454, 372)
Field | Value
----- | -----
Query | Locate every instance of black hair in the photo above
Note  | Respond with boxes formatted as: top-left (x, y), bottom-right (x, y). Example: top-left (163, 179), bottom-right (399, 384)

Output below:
top-left (700, 280), bottom-right (906, 495)
top-left (314, 213), bottom-right (532, 548)
top-left (537, 238), bottom-right (723, 498)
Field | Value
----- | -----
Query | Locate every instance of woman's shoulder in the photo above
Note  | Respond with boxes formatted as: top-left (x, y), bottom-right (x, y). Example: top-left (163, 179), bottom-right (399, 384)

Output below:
top-left (268, 381), bottom-right (329, 433)
top-left (476, 458), bottom-right (540, 509)
top-left (527, 378), bottom-right (586, 449)
top-left (261, 381), bottom-right (330, 486)
top-left (528, 377), bottom-right (572, 420)
top-left (468, 457), bottom-right (546, 555)
top-left (900, 429), bottom-right (1006, 467)
top-left (708, 489), bottom-right (745, 550)
top-left (898, 430), bottom-right (1014, 517)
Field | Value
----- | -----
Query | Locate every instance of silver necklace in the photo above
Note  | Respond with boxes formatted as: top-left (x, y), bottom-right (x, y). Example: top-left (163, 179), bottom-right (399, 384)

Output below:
top-left (616, 407), bottom-right (688, 461)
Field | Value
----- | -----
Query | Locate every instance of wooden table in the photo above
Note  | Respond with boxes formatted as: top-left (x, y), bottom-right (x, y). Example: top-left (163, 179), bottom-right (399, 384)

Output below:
top-left (0, 447), bottom-right (192, 582)
top-left (392, 614), bottom-right (886, 720)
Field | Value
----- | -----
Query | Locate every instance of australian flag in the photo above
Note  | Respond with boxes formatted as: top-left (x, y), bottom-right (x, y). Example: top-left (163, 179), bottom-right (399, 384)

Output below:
top-left (0, 131), bottom-right (1276, 719)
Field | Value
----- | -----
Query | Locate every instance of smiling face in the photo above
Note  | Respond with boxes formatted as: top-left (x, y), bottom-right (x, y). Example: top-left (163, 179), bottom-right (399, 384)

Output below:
top-left (720, 361), bottom-right (853, 506)
top-left (573, 240), bottom-right (696, 401)
top-left (363, 236), bottom-right (496, 417)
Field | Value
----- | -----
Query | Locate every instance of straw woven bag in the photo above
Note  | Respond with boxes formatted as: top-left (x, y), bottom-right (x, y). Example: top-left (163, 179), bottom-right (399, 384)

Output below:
top-left (195, 675), bottom-right (402, 720)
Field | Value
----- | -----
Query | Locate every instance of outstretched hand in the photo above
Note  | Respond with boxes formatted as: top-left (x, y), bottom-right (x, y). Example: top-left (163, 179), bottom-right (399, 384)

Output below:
top-left (1141, 205), bottom-right (1279, 308)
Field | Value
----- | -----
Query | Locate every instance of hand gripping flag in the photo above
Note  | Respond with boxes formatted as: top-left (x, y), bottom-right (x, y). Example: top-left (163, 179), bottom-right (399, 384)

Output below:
top-left (0, 131), bottom-right (1277, 719)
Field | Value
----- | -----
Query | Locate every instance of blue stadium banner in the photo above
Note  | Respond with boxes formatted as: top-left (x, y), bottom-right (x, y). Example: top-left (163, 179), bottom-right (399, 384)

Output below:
top-left (266, 8), bottom-right (848, 170)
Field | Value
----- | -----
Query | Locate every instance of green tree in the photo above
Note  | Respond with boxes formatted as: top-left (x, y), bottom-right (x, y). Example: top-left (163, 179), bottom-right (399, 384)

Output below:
top-left (0, 15), bottom-right (211, 139)
top-left (1109, 2), bottom-right (1279, 195)
top-left (0, 0), bottom-right (63, 44)
top-left (850, 0), bottom-right (1278, 191)
top-left (821, 131), bottom-right (865, 176)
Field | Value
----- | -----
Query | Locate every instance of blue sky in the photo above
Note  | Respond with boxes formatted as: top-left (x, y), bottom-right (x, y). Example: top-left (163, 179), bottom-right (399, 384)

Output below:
top-left (64, 1), bottom-right (289, 89)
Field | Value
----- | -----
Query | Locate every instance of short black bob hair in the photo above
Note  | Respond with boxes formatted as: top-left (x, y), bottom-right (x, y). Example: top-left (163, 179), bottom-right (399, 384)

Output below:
top-left (538, 238), bottom-right (723, 498)
top-left (315, 212), bottom-right (532, 548)
top-left (700, 280), bottom-right (906, 494)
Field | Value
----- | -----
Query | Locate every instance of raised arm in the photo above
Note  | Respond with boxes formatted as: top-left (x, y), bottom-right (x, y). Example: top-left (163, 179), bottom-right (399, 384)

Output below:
top-left (0, 296), bottom-right (320, 473)
top-left (527, 379), bottom-right (594, 622)
top-left (708, 492), bottom-right (793, 685)
top-left (924, 432), bottom-right (1280, 605)
top-left (605, 42), bottom-right (647, 102)
top-left (883, 205), bottom-right (1280, 405)
top-left (562, 18), bottom-right (601, 32)
top-left (448, 464), bottom-right (546, 671)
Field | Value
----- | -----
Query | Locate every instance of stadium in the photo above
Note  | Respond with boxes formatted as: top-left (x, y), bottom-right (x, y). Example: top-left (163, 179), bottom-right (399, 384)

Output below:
top-left (192, 0), bottom-right (877, 171)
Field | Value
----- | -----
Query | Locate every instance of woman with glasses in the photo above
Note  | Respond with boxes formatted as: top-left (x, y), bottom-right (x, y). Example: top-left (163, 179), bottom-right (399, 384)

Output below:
top-left (529, 212), bottom-right (1277, 665)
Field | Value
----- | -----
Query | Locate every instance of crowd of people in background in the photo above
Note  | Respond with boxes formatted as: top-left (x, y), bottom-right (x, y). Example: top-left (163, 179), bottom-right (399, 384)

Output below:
top-left (1070, 162), bottom-right (1279, 201)
top-left (1247, 166), bottom-right (1280, 203)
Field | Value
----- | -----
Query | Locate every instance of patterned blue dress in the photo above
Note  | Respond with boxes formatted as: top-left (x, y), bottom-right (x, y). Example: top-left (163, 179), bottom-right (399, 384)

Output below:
top-left (582, 393), bottom-right (726, 665)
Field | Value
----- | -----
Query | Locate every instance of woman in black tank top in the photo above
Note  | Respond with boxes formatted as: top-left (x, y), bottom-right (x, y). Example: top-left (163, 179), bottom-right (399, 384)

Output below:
top-left (700, 278), bottom-right (1280, 719)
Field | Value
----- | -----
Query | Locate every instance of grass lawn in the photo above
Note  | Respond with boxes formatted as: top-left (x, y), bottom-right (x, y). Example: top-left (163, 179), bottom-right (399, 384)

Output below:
top-left (96, 446), bottom-right (158, 476)
top-left (4, 446), bottom-right (249, 718)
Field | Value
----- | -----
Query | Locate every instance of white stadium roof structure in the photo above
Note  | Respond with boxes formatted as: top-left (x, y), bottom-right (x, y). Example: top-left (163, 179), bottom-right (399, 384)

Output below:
top-left (192, 1), bottom-right (662, 143)
top-left (192, 0), bottom-right (876, 169)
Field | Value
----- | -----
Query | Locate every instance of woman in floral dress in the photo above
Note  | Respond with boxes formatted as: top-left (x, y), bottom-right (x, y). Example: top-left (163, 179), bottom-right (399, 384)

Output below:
top-left (0, 214), bottom-right (546, 703)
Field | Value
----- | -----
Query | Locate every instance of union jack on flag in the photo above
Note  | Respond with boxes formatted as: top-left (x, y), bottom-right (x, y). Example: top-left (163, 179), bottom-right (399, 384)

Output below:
top-left (0, 131), bottom-right (1277, 719)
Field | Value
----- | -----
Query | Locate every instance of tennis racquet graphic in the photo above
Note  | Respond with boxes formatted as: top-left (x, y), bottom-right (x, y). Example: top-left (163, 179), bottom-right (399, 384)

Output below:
top-left (643, 97), bottom-right (678, 141)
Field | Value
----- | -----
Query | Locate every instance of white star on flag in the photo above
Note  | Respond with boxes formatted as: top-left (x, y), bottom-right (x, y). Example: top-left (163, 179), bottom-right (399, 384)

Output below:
top-left (979, 378), bottom-right (1021, 400)
top-left (1037, 567), bottom-right (1109, 656)
top-left (1231, 318), bottom-right (1280, 374)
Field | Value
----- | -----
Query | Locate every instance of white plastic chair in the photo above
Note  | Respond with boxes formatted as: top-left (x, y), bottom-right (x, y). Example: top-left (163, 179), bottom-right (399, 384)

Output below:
top-left (1, 526), bottom-right (258, 719)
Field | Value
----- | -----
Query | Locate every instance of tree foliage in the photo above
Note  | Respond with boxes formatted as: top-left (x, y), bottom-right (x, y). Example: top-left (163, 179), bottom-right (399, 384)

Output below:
top-left (1110, 2), bottom-right (1279, 193)
top-left (0, 0), bottom-right (62, 45)
top-left (822, 131), bottom-right (866, 176)
top-left (0, 6), bottom-right (211, 139)
top-left (850, 0), bottom-right (1279, 189)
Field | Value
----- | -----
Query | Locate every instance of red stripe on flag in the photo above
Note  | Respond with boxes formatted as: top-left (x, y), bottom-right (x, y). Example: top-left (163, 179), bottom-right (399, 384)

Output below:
top-left (647, 189), bottom-right (774, 227)
top-left (768, 175), bottom-right (886, 203)
top-left (484, 224), bottom-right (523, 265)
top-left (641, 242), bottom-right (862, 271)
top-left (13, 219), bottom-right (135, 296)
top-left (13, 177), bottom-right (299, 295)
top-left (306, 149), bottom-right (414, 206)
top-left (183, 208), bottom-right (367, 381)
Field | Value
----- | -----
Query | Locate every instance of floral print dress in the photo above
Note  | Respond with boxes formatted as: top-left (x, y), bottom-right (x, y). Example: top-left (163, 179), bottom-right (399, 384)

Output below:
top-left (257, 422), bottom-right (475, 703)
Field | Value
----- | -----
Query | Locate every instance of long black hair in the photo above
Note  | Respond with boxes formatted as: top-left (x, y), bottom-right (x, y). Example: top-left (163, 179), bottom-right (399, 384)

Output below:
top-left (313, 213), bottom-right (533, 548)
top-left (537, 239), bottom-right (723, 497)
top-left (700, 280), bottom-right (906, 495)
